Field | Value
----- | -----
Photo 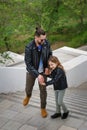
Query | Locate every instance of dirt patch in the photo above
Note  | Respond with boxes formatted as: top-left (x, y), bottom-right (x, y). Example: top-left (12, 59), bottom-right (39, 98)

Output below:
top-left (51, 41), bottom-right (66, 50)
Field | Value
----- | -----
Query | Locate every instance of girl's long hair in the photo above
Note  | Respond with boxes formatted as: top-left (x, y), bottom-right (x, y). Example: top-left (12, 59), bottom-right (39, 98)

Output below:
top-left (48, 56), bottom-right (64, 71)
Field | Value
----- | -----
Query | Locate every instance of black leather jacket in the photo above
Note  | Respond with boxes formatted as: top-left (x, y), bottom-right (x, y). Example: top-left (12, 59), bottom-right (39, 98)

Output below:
top-left (25, 39), bottom-right (52, 77)
top-left (46, 67), bottom-right (68, 90)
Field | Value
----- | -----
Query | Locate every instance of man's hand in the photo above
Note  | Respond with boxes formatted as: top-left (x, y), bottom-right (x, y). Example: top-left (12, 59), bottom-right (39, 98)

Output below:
top-left (38, 74), bottom-right (44, 84)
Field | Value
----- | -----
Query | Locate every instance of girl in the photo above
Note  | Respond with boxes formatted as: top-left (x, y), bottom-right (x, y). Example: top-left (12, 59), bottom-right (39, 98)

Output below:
top-left (42, 56), bottom-right (69, 119)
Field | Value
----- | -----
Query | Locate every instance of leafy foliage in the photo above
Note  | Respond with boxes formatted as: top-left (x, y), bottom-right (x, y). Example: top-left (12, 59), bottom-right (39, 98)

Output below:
top-left (0, 0), bottom-right (87, 53)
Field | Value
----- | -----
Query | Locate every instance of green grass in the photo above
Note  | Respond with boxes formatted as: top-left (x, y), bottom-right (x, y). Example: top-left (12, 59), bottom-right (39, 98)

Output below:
top-left (0, 14), bottom-right (87, 53)
top-left (48, 23), bottom-right (87, 49)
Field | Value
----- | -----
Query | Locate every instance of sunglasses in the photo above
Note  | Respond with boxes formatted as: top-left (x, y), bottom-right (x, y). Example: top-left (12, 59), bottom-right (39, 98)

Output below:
top-left (40, 39), bottom-right (45, 42)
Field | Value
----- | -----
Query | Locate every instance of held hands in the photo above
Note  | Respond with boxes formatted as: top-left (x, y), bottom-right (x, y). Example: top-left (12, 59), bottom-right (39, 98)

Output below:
top-left (38, 74), bottom-right (46, 86)
top-left (38, 74), bottom-right (44, 84)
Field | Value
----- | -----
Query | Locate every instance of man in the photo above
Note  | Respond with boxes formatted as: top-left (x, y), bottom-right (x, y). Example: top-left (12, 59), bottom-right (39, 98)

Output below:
top-left (23, 27), bottom-right (52, 118)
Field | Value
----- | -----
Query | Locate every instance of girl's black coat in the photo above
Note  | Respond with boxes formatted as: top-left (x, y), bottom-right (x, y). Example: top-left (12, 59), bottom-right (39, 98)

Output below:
top-left (46, 67), bottom-right (68, 90)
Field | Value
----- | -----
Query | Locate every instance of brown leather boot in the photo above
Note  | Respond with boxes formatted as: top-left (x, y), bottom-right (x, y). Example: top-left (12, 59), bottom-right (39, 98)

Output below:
top-left (23, 96), bottom-right (30, 106)
top-left (41, 109), bottom-right (48, 118)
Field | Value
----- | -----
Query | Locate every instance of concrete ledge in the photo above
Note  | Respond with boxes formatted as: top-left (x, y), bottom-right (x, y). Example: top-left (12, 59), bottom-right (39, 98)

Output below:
top-left (63, 55), bottom-right (87, 87)
top-left (59, 46), bottom-right (87, 56)
top-left (0, 67), bottom-right (26, 93)
top-left (0, 46), bottom-right (87, 93)
top-left (0, 51), bottom-right (24, 67)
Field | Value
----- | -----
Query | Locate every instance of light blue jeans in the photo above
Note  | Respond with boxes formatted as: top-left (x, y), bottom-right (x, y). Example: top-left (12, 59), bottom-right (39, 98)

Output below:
top-left (55, 89), bottom-right (68, 113)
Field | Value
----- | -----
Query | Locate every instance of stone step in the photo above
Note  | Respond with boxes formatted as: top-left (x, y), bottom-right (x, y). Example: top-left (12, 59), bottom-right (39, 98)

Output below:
top-left (0, 83), bottom-right (87, 120)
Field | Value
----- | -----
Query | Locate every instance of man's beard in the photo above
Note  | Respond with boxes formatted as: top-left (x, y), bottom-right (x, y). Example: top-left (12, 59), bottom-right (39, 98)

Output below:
top-left (38, 42), bottom-right (41, 45)
top-left (38, 41), bottom-right (42, 45)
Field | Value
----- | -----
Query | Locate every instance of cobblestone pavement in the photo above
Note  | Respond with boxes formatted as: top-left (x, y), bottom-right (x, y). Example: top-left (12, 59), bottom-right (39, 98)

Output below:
top-left (0, 82), bottom-right (87, 130)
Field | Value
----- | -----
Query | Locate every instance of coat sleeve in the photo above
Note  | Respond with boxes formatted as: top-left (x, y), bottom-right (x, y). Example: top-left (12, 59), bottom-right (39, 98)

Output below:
top-left (46, 69), bottom-right (63, 86)
top-left (25, 46), bottom-right (39, 77)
